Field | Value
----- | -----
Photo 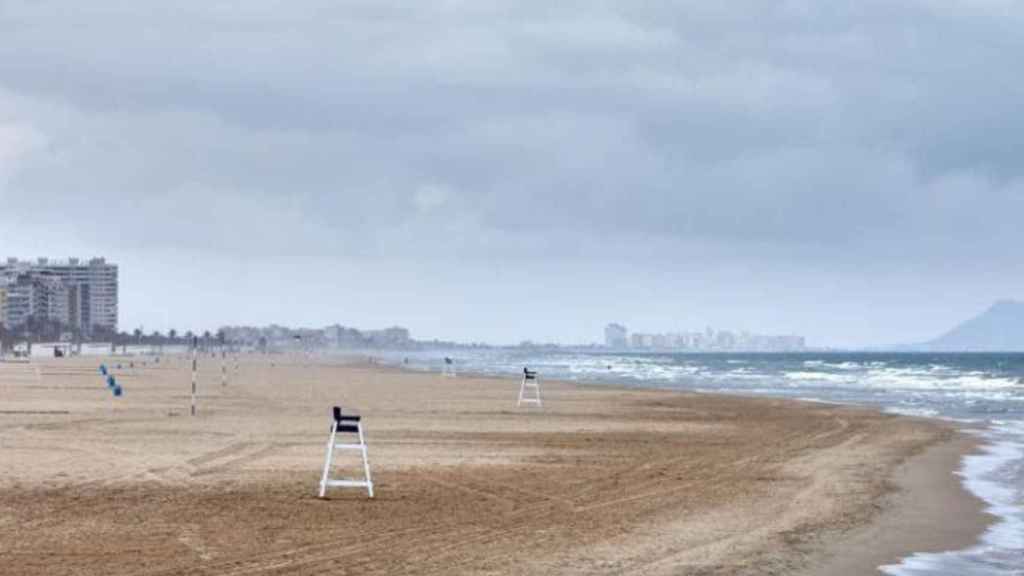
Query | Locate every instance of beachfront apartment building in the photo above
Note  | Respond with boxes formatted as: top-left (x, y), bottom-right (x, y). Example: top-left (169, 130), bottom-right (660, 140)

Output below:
top-left (0, 257), bottom-right (119, 337)
top-left (0, 274), bottom-right (33, 330)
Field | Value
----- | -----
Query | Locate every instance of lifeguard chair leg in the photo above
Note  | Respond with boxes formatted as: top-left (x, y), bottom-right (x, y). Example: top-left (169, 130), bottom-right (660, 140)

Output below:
top-left (359, 424), bottom-right (374, 498)
top-left (318, 425), bottom-right (338, 498)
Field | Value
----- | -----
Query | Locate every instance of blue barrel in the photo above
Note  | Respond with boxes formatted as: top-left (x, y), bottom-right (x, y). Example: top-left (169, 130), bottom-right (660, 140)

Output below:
top-left (99, 364), bottom-right (108, 376)
top-left (107, 375), bottom-right (116, 389)
top-left (112, 384), bottom-right (123, 397)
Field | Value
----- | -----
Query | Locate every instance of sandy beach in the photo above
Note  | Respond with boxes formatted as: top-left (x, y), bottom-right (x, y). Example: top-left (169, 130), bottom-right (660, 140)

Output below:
top-left (0, 355), bottom-right (989, 575)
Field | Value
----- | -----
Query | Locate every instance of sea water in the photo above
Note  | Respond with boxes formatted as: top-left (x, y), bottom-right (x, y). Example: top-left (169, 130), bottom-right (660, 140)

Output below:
top-left (392, 351), bottom-right (1024, 575)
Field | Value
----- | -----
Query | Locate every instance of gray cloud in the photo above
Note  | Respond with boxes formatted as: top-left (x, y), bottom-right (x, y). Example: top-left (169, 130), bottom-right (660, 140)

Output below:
top-left (1, 0), bottom-right (1022, 346)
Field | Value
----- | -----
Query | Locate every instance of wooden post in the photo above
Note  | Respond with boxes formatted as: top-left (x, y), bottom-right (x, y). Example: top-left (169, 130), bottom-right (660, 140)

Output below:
top-left (191, 336), bottom-right (198, 416)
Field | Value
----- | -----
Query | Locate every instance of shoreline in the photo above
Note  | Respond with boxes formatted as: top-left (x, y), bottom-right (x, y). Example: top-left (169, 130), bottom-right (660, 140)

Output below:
top-left (392, 358), bottom-right (996, 574)
top-left (0, 355), bottom-right (995, 575)
top-left (800, 431), bottom-right (992, 575)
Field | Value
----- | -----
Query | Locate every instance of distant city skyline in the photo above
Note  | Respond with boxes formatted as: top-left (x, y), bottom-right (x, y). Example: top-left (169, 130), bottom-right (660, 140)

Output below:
top-left (603, 323), bottom-right (805, 352)
top-left (0, 254), bottom-right (1014, 352)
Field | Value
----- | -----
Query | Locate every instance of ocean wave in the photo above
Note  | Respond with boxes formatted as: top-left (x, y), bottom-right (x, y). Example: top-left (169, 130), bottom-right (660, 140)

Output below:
top-left (784, 371), bottom-right (856, 384)
top-left (861, 368), bottom-right (1021, 391)
top-left (883, 406), bottom-right (940, 418)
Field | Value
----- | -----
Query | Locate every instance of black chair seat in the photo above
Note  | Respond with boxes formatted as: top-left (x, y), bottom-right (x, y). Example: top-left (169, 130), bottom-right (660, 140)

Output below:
top-left (332, 407), bottom-right (361, 433)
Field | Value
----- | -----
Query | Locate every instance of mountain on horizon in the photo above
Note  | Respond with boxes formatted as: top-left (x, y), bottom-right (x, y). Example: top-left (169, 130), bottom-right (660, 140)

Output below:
top-left (922, 300), bottom-right (1024, 351)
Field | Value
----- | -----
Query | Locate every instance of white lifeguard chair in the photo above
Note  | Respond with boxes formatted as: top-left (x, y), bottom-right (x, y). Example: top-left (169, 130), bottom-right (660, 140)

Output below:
top-left (443, 356), bottom-right (456, 378)
top-left (319, 406), bottom-right (374, 498)
top-left (518, 367), bottom-right (542, 407)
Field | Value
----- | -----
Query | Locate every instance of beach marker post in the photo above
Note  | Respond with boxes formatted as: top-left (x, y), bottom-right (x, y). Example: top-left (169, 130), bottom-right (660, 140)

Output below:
top-left (518, 367), bottom-right (542, 407)
top-left (191, 336), bottom-right (198, 416)
top-left (221, 350), bottom-right (227, 387)
top-left (319, 406), bottom-right (374, 498)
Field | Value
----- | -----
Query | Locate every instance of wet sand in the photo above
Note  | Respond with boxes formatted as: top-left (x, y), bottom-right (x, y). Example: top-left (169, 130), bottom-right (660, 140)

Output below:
top-left (0, 355), bottom-right (988, 575)
top-left (801, 433), bottom-right (991, 575)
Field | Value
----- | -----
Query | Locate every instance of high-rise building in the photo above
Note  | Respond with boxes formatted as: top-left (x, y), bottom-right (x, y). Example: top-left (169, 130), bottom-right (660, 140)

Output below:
top-left (0, 257), bottom-right (119, 336)
top-left (604, 323), bottom-right (628, 348)
top-left (0, 283), bottom-right (6, 329)
top-left (0, 274), bottom-right (36, 330)
top-left (629, 333), bottom-right (643, 348)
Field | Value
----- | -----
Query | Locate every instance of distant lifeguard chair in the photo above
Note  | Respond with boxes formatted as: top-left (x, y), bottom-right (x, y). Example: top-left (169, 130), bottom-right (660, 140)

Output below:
top-left (443, 356), bottom-right (456, 378)
top-left (518, 367), bottom-right (542, 407)
top-left (319, 406), bottom-right (374, 498)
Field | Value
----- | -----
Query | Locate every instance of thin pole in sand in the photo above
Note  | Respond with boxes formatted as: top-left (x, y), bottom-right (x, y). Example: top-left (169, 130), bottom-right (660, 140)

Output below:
top-left (191, 336), bottom-right (198, 416)
top-left (221, 350), bottom-right (227, 387)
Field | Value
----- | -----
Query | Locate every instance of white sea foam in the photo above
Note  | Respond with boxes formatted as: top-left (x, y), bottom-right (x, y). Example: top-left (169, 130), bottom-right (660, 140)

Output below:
top-left (859, 367), bottom-right (1021, 391)
top-left (783, 365), bottom-right (1020, 391)
top-left (718, 370), bottom-right (767, 381)
top-left (784, 371), bottom-right (855, 384)
top-left (796, 397), bottom-right (847, 405)
top-left (883, 406), bottom-right (940, 418)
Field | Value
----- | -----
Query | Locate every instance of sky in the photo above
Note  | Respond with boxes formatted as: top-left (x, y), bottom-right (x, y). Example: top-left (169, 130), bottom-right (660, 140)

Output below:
top-left (1, 1), bottom-right (1022, 348)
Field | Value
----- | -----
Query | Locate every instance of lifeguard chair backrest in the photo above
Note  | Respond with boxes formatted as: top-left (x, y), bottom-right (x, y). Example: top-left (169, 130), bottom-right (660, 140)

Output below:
top-left (524, 367), bottom-right (537, 380)
top-left (332, 406), bottom-right (361, 433)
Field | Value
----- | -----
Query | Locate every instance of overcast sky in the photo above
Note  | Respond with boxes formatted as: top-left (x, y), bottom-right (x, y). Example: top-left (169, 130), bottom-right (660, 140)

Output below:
top-left (1, 1), bottom-right (1022, 347)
